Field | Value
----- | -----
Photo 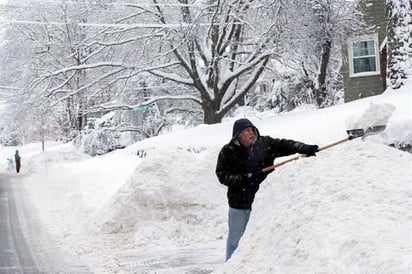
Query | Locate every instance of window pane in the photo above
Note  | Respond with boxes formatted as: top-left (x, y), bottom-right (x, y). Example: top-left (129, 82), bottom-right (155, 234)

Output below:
top-left (353, 57), bottom-right (377, 73)
top-left (353, 40), bottom-right (375, 57)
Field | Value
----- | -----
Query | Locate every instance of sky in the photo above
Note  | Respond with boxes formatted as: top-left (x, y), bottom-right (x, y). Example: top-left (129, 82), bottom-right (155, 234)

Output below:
top-left (0, 80), bottom-right (411, 273)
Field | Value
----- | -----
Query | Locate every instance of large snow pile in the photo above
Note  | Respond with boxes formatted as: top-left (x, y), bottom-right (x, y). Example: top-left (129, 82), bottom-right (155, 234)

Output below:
top-left (215, 140), bottom-right (412, 273)
top-left (94, 146), bottom-right (227, 247)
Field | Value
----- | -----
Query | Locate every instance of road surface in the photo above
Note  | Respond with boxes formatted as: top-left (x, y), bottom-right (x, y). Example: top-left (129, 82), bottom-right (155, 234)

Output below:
top-left (0, 172), bottom-right (90, 273)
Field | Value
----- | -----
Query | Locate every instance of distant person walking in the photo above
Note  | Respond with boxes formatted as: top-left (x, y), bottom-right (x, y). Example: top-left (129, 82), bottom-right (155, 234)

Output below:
top-left (14, 150), bottom-right (21, 173)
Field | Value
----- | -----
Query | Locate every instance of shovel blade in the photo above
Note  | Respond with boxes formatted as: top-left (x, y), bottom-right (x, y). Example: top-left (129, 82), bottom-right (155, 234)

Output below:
top-left (346, 125), bottom-right (386, 139)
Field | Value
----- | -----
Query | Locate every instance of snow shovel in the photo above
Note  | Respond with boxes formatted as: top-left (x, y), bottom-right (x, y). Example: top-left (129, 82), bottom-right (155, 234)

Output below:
top-left (261, 103), bottom-right (396, 173)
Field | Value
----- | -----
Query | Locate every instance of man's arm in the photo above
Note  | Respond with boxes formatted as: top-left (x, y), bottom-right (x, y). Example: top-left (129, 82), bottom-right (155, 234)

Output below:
top-left (216, 148), bottom-right (246, 188)
top-left (276, 138), bottom-right (319, 157)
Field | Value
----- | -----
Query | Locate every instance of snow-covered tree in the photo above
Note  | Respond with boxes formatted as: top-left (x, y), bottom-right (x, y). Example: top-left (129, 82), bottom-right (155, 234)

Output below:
top-left (386, 0), bottom-right (412, 88)
top-left (110, 0), bottom-right (285, 124)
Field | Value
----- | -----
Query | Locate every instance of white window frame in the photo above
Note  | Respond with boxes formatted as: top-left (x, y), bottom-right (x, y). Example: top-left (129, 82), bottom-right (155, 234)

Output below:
top-left (348, 34), bottom-right (381, 78)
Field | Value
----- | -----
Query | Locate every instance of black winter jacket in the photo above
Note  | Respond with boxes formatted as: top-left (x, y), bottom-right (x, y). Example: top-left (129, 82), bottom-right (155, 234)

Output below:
top-left (216, 135), bottom-right (306, 209)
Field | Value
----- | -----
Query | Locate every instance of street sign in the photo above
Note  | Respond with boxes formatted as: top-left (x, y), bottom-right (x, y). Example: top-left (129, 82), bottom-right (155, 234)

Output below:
top-left (133, 106), bottom-right (150, 113)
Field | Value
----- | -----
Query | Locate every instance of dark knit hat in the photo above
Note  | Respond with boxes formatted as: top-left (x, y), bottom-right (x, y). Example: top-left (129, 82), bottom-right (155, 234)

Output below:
top-left (232, 118), bottom-right (259, 140)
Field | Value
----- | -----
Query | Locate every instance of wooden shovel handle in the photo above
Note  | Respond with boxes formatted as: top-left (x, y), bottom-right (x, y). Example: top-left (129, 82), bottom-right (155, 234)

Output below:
top-left (262, 155), bottom-right (301, 173)
top-left (262, 137), bottom-right (350, 173)
top-left (318, 137), bottom-right (350, 151)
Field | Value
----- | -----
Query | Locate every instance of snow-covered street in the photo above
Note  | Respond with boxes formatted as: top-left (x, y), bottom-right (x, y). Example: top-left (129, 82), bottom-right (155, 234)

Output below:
top-left (0, 172), bottom-right (91, 273)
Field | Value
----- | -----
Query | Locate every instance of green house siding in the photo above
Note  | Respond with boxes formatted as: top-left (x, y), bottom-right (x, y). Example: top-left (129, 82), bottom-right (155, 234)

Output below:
top-left (343, 0), bottom-right (387, 102)
top-left (364, 0), bottom-right (387, 40)
top-left (343, 74), bottom-right (384, 100)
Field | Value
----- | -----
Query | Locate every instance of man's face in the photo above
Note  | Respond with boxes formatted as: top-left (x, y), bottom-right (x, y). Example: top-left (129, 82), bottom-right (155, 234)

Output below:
top-left (238, 126), bottom-right (256, 147)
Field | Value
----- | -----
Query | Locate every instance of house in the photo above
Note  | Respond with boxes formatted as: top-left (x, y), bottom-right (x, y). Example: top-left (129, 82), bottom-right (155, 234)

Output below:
top-left (342, 0), bottom-right (387, 102)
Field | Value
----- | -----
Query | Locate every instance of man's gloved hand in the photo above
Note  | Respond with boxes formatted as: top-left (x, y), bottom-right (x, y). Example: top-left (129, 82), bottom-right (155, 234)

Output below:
top-left (245, 169), bottom-right (263, 179)
top-left (300, 144), bottom-right (319, 156)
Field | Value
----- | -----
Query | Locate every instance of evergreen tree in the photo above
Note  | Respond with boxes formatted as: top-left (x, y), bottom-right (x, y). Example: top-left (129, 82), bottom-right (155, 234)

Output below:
top-left (386, 0), bottom-right (411, 89)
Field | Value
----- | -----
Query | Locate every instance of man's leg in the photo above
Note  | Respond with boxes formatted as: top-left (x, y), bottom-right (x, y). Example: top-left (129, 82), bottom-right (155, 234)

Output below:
top-left (226, 207), bottom-right (251, 261)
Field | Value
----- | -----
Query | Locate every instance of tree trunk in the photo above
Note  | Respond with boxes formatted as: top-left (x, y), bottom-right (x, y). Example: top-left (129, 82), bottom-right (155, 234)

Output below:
top-left (315, 39), bottom-right (331, 107)
top-left (202, 101), bottom-right (224, 124)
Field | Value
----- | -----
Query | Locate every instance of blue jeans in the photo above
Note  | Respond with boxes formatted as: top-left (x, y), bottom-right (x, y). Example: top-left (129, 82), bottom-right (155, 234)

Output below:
top-left (226, 207), bottom-right (251, 261)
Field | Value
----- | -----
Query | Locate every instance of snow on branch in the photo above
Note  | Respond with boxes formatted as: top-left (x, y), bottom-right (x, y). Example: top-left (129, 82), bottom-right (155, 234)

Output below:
top-left (89, 94), bottom-right (202, 114)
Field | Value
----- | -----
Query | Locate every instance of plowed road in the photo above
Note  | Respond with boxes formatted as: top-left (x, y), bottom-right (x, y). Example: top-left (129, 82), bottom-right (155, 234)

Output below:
top-left (0, 173), bottom-right (90, 273)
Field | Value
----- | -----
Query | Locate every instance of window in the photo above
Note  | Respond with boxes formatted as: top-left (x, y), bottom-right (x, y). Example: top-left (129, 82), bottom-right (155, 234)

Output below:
top-left (349, 34), bottom-right (380, 77)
